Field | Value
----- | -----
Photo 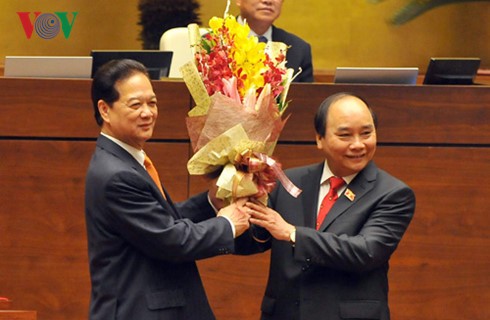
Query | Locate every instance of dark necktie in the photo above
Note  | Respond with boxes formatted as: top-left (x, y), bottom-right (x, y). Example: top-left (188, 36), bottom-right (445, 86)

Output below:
top-left (258, 35), bottom-right (268, 43)
top-left (316, 176), bottom-right (345, 230)
top-left (144, 154), bottom-right (166, 199)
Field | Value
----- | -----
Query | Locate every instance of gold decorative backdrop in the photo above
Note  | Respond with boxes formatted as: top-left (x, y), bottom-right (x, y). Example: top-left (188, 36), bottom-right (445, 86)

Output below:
top-left (1, 1), bottom-right (488, 72)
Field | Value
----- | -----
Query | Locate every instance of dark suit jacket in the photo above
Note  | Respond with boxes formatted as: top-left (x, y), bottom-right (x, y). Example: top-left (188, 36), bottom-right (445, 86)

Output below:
top-left (85, 135), bottom-right (234, 320)
top-left (272, 25), bottom-right (314, 83)
top-left (237, 161), bottom-right (415, 320)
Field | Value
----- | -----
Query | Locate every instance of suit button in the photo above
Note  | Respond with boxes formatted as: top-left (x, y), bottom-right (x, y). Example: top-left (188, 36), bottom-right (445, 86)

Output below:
top-left (306, 257), bottom-right (311, 263)
top-left (295, 300), bottom-right (300, 306)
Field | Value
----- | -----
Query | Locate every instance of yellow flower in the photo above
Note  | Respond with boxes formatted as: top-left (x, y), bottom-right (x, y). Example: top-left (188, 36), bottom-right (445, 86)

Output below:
top-left (196, 13), bottom-right (288, 102)
top-left (209, 16), bottom-right (224, 33)
top-left (224, 15), bottom-right (249, 37)
top-left (224, 19), bottom-right (268, 96)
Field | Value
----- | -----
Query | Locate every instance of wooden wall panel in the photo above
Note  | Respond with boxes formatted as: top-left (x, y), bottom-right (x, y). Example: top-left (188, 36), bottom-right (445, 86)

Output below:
top-left (0, 140), bottom-right (190, 320)
top-left (0, 140), bottom-right (93, 319)
top-left (0, 79), bottom-right (190, 140)
top-left (0, 78), bottom-right (96, 138)
top-left (151, 81), bottom-right (192, 140)
top-left (197, 253), bottom-right (270, 320)
top-left (1, 78), bottom-right (489, 320)
top-left (374, 147), bottom-right (490, 320)
top-left (0, 310), bottom-right (37, 320)
top-left (284, 83), bottom-right (490, 144)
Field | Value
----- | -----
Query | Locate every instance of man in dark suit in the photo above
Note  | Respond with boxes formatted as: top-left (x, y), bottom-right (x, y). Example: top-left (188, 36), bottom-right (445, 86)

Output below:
top-left (236, 0), bottom-right (314, 82)
top-left (243, 92), bottom-right (416, 319)
top-left (85, 59), bottom-right (250, 320)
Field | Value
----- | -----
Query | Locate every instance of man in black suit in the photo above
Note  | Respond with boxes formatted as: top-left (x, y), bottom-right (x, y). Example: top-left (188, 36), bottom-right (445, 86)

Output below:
top-left (243, 92), bottom-right (416, 319)
top-left (236, 0), bottom-right (314, 82)
top-left (85, 59), bottom-right (250, 320)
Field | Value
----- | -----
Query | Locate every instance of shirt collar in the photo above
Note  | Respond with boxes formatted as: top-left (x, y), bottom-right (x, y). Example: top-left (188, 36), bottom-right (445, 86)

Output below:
top-left (101, 132), bottom-right (145, 167)
top-left (320, 161), bottom-right (357, 186)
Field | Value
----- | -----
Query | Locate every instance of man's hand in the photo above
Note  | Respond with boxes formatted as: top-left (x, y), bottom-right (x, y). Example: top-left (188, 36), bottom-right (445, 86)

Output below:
top-left (217, 198), bottom-right (250, 237)
top-left (246, 201), bottom-right (295, 242)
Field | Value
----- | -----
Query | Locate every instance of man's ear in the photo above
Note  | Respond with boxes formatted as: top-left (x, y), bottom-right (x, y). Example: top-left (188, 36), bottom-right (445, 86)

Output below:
top-left (315, 134), bottom-right (323, 150)
top-left (98, 100), bottom-right (110, 123)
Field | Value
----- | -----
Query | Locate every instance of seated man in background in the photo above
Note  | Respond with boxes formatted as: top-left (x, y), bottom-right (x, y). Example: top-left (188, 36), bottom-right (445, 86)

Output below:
top-left (237, 0), bottom-right (314, 82)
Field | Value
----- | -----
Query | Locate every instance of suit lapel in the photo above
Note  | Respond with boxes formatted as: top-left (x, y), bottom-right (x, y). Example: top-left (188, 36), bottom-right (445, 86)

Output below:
top-left (319, 161), bottom-right (378, 231)
top-left (271, 25), bottom-right (279, 42)
top-left (96, 135), bottom-right (181, 219)
top-left (300, 163), bottom-right (324, 228)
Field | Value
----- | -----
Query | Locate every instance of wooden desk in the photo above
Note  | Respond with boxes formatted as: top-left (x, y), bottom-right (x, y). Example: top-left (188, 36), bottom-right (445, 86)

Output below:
top-left (0, 311), bottom-right (36, 320)
top-left (1, 78), bottom-right (489, 320)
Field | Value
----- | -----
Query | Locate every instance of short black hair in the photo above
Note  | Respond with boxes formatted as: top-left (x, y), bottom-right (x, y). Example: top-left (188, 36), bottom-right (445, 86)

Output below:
top-left (314, 92), bottom-right (378, 138)
top-left (91, 59), bottom-right (149, 126)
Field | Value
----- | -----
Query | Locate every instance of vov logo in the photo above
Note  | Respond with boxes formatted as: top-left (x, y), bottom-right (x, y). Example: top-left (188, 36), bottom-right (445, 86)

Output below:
top-left (17, 12), bottom-right (78, 39)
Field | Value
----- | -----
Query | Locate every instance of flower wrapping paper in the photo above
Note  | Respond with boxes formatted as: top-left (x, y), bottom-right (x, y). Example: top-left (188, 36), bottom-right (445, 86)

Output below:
top-left (181, 7), bottom-right (301, 204)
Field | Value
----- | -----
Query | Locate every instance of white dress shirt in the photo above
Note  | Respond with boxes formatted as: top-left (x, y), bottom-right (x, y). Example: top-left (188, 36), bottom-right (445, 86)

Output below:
top-left (317, 161), bottom-right (357, 216)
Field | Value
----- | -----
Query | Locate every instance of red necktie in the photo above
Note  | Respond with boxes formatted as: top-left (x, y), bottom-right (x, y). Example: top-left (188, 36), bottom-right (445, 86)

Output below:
top-left (144, 154), bottom-right (166, 199)
top-left (316, 176), bottom-right (345, 230)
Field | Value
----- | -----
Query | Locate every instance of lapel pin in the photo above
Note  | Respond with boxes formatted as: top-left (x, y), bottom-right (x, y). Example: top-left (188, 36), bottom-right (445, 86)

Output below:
top-left (344, 189), bottom-right (355, 201)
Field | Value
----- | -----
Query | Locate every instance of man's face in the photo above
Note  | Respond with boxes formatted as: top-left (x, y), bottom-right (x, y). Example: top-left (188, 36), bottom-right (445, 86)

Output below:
top-left (316, 96), bottom-right (377, 177)
top-left (99, 72), bottom-right (158, 149)
top-left (236, 0), bottom-right (283, 26)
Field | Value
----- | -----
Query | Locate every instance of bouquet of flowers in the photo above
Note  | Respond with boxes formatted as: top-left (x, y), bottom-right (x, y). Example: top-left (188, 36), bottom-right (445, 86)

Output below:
top-left (181, 1), bottom-right (301, 204)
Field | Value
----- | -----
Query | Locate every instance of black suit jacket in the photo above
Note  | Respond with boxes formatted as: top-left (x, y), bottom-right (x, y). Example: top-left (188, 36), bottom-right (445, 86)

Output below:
top-left (272, 25), bottom-right (314, 83)
top-left (85, 135), bottom-right (234, 320)
top-left (237, 161), bottom-right (415, 320)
